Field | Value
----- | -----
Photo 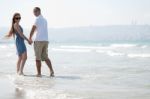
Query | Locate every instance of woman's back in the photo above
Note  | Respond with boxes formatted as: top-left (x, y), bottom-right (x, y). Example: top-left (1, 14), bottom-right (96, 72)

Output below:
top-left (14, 25), bottom-right (26, 56)
top-left (15, 25), bottom-right (23, 39)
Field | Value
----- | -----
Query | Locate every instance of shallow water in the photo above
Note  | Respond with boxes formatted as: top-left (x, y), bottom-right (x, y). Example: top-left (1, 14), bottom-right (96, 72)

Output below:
top-left (0, 43), bottom-right (150, 99)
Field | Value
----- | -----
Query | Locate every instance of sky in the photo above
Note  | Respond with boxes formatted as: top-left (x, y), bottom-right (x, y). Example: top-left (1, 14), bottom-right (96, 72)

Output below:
top-left (0, 0), bottom-right (150, 28)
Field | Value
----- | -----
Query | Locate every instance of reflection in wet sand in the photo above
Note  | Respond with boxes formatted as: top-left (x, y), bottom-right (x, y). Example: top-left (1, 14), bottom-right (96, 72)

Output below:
top-left (14, 87), bottom-right (26, 99)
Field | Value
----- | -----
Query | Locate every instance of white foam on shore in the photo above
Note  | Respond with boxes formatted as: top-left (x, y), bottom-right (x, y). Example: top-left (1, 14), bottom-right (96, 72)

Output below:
top-left (106, 51), bottom-right (125, 56)
top-left (60, 44), bottom-right (138, 49)
top-left (0, 44), bottom-right (15, 49)
top-left (52, 44), bottom-right (139, 54)
top-left (0, 45), bottom-right (7, 49)
top-left (6, 74), bottom-right (85, 99)
top-left (141, 45), bottom-right (148, 49)
top-left (127, 53), bottom-right (150, 58)
top-left (51, 48), bottom-right (91, 53)
top-left (60, 45), bottom-right (108, 49)
top-left (110, 44), bottom-right (137, 48)
top-left (96, 50), bottom-right (125, 56)
top-left (26, 89), bottom-right (84, 99)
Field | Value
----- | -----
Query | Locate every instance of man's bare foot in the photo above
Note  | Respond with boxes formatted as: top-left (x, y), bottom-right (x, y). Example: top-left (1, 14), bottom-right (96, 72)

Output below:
top-left (50, 72), bottom-right (55, 77)
top-left (36, 74), bottom-right (42, 77)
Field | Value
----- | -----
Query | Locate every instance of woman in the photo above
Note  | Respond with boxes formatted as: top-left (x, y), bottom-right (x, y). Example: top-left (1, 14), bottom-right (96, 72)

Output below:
top-left (6, 13), bottom-right (30, 75)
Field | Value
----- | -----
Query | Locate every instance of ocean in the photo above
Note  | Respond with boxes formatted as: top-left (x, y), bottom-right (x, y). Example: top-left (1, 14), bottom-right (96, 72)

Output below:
top-left (0, 42), bottom-right (150, 99)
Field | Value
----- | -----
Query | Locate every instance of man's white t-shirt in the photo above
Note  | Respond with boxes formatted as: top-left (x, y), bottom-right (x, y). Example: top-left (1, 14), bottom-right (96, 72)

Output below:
top-left (34, 15), bottom-right (48, 41)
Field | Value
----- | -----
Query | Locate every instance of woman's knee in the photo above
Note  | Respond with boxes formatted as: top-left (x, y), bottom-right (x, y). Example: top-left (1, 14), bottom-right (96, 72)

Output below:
top-left (22, 53), bottom-right (27, 60)
top-left (18, 56), bottom-right (22, 60)
top-left (24, 55), bottom-right (27, 60)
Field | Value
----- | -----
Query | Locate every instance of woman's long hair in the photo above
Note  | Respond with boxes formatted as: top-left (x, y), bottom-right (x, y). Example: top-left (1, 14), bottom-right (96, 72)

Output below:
top-left (5, 13), bottom-right (20, 38)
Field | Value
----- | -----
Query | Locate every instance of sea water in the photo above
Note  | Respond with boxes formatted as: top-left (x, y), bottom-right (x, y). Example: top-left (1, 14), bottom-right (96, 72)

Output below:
top-left (0, 42), bottom-right (150, 99)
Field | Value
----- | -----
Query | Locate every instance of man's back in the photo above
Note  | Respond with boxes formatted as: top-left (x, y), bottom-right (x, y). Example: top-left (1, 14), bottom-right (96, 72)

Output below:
top-left (34, 15), bottom-right (48, 41)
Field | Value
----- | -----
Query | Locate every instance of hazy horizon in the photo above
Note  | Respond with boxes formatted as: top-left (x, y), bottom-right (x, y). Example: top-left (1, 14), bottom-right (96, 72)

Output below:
top-left (1, 24), bottom-right (150, 30)
top-left (1, 25), bottom-right (150, 43)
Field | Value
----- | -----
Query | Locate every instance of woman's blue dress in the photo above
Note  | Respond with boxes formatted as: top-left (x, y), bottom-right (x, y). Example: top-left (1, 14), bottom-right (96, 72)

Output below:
top-left (15, 26), bottom-right (27, 56)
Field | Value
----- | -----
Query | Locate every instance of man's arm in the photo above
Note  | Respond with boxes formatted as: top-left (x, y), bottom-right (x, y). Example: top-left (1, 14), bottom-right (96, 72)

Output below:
top-left (29, 25), bottom-right (36, 40)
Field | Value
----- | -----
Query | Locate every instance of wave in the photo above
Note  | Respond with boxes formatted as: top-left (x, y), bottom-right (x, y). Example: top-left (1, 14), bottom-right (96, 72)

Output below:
top-left (110, 44), bottom-right (137, 48)
top-left (97, 50), bottom-right (150, 58)
top-left (96, 50), bottom-right (125, 56)
top-left (59, 45), bottom-right (110, 50)
top-left (0, 43), bottom-right (148, 50)
top-left (6, 74), bottom-right (84, 99)
top-left (127, 53), bottom-right (150, 58)
top-left (59, 43), bottom-right (140, 50)
top-left (51, 48), bottom-right (91, 52)
top-left (141, 45), bottom-right (148, 49)
top-left (26, 89), bottom-right (84, 99)
top-left (106, 51), bottom-right (125, 56)
top-left (0, 44), bottom-right (15, 49)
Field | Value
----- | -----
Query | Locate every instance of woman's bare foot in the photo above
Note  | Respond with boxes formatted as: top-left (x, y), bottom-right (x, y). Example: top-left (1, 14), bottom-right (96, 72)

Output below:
top-left (18, 71), bottom-right (24, 76)
top-left (36, 74), bottom-right (42, 77)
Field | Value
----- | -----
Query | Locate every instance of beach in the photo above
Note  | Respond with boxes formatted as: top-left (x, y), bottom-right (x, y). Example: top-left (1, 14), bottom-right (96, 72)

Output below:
top-left (0, 0), bottom-right (150, 98)
top-left (0, 43), bottom-right (150, 99)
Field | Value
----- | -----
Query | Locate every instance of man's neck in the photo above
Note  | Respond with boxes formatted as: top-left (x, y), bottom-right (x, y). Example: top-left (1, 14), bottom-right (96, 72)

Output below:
top-left (37, 14), bottom-right (41, 17)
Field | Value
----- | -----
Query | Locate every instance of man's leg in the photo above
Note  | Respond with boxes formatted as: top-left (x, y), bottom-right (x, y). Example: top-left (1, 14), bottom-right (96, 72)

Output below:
top-left (36, 60), bottom-right (42, 77)
top-left (34, 41), bottom-right (43, 77)
top-left (45, 58), bottom-right (54, 76)
top-left (42, 42), bottom-right (54, 77)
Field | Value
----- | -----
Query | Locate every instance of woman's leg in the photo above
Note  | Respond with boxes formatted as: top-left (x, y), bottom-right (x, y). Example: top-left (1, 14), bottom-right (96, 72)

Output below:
top-left (19, 52), bottom-right (27, 75)
top-left (17, 56), bottom-right (22, 74)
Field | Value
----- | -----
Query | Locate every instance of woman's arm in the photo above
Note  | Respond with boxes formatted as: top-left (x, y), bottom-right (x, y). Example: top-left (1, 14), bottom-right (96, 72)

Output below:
top-left (14, 23), bottom-right (29, 41)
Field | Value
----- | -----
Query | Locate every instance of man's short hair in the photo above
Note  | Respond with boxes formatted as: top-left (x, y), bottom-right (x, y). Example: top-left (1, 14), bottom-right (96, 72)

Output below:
top-left (34, 7), bottom-right (41, 12)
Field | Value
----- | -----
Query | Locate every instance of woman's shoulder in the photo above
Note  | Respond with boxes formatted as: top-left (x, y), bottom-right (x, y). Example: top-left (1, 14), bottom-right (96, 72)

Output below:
top-left (14, 23), bottom-right (19, 27)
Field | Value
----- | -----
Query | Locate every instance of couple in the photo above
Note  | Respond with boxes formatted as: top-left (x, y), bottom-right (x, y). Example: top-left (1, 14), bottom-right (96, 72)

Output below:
top-left (6, 7), bottom-right (54, 77)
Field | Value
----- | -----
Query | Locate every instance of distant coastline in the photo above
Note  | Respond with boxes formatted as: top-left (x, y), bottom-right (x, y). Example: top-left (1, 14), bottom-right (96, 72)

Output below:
top-left (1, 25), bottom-right (150, 43)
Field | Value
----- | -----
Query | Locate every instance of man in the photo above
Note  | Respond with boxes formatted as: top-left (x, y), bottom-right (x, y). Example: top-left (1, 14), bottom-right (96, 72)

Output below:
top-left (29, 7), bottom-right (54, 77)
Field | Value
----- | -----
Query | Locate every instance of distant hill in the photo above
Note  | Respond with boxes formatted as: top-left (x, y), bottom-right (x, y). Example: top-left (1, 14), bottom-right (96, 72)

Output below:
top-left (1, 25), bottom-right (150, 43)
top-left (49, 25), bottom-right (150, 43)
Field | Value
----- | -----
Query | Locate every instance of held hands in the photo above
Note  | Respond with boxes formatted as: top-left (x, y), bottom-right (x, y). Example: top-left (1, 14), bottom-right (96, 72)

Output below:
top-left (27, 38), bottom-right (33, 45)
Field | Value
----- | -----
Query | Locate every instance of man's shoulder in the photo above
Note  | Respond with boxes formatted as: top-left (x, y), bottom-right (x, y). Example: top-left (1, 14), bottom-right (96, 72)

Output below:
top-left (35, 17), bottom-right (39, 23)
top-left (42, 16), bottom-right (47, 21)
top-left (37, 16), bottom-right (47, 21)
